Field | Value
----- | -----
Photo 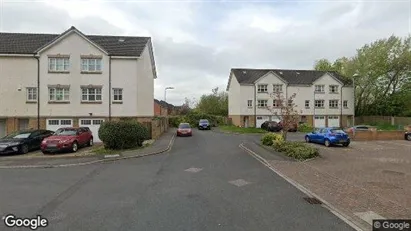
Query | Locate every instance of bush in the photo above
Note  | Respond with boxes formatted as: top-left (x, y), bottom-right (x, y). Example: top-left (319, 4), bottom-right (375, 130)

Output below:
top-left (298, 123), bottom-right (314, 132)
top-left (261, 133), bottom-right (284, 146)
top-left (169, 112), bottom-right (227, 127)
top-left (98, 120), bottom-right (149, 150)
top-left (273, 141), bottom-right (319, 160)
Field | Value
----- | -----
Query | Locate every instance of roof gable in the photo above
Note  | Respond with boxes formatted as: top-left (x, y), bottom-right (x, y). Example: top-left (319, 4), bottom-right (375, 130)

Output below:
top-left (0, 26), bottom-right (150, 57)
top-left (312, 72), bottom-right (344, 85)
top-left (253, 71), bottom-right (288, 84)
top-left (230, 68), bottom-right (351, 86)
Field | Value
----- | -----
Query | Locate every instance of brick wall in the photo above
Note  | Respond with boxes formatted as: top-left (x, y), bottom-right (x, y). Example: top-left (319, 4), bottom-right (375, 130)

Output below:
top-left (347, 130), bottom-right (406, 141)
top-left (151, 117), bottom-right (168, 139)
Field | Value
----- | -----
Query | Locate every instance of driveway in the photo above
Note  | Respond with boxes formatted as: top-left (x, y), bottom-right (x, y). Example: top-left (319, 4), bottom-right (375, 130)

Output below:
top-left (0, 129), bottom-right (353, 231)
top-left (266, 139), bottom-right (411, 228)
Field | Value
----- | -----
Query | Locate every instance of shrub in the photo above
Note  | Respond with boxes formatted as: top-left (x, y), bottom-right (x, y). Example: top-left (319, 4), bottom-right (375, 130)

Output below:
top-left (273, 141), bottom-right (319, 160)
top-left (298, 123), bottom-right (314, 132)
top-left (98, 120), bottom-right (149, 150)
top-left (261, 133), bottom-right (284, 146)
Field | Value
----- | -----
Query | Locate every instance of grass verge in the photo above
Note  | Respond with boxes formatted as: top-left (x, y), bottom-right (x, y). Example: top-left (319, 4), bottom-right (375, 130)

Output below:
top-left (91, 142), bottom-right (152, 155)
top-left (219, 125), bottom-right (267, 134)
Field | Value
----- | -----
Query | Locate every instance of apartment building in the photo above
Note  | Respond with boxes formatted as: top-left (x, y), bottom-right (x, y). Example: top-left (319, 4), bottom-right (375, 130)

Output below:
top-left (227, 68), bottom-right (355, 128)
top-left (0, 26), bottom-right (157, 141)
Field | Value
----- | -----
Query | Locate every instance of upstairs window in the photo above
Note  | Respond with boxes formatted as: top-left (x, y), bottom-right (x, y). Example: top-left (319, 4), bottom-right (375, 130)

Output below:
top-left (305, 100), bottom-right (310, 108)
top-left (82, 88), bottom-right (102, 102)
top-left (329, 100), bottom-right (339, 108)
top-left (257, 100), bottom-right (268, 107)
top-left (48, 57), bottom-right (69, 72)
top-left (273, 84), bottom-right (283, 93)
top-left (26, 87), bottom-right (37, 102)
top-left (113, 88), bottom-right (123, 102)
top-left (257, 84), bottom-right (268, 93)
top-left (81, 58), bottom-right (102, 72)
top-left (247, 100), bottom-right (252, 107)
top-left (343, 100), bottom-right (348, 108)
top-left (329, 85), bottom-right (339, 93)
top-left (49, 87), bottom-right (70, 101)
top-left (315, 100), bottom-right (324, 108)
top-left (315, 85), bottom-right (325, 93)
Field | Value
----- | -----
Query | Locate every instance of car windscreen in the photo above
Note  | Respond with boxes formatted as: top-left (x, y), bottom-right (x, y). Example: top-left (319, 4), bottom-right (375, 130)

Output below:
top-left (55, 129), bottom-right (77, 136)
top-left (179, 124), bottom-right (191, 129)
top-left (3, 132), bottom-right (31, 139)
top-left (199, 120), bottom-right (209, 123)
top-left (331, 129), bottom-right (345, 133)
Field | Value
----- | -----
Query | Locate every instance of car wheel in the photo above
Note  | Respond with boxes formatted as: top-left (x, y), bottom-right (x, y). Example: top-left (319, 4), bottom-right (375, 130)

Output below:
top-left (71, 141), bottom-right (78, 153)
top-left (407, 134), bottom-right (411, 141)
top-left (342, 142), bottom-right (350, 147)
top-left (42, 151), bottom-right (49, 155)
top-left (305, 136), bottom-right (310, 143)
top-left (88, 138), bottom-right (94, 147)
top-left (19, 144), bottom-right (29, 154)
top-left (324, 139), bottom-right (331, 147)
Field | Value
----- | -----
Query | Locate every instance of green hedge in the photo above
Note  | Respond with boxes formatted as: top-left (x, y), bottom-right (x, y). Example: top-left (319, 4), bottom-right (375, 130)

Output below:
top-left (98, 120), bottom-right (149, 150)
top-left (261, 133), bottom-right (284, 146)
top-left (298, 123), bottom-right (314, 132)
top-left (169, 113), bottom-right (226, 127)
top-left (273, 141), bottom-right (319, 160)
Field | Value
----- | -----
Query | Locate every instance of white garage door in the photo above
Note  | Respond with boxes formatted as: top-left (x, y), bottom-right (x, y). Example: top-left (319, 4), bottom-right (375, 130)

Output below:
top-left (328, 116), bottom-right (340, 128)
top-left (46, 119), bottom-right (73, 131)
top-left (80, 119), bottom-right (104, 143)
top-left (256, 116), bottom-right (269, 128)
top-left (314, 116), bottom-right (326, 128)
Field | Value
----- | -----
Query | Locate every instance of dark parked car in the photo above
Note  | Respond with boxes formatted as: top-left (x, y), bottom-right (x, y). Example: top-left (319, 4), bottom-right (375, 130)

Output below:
top-left (305, 127), bottom-right (350, 147)
top-left (405, 131), bottom-right (411, 141)
top-left (265, 121), bottom-right (282, 132)
top-left (278, 121), bottom-right (298, 132)
top-left (260, 121), bottom-right (270, 130)
top-left (344, 125), bottom-right (371, 133)
top-left (177, 123), bottom-right (192, 137)
top-left (41, 127), bottom-right (93, 154)
top-left (198, 119), bottom-right (211, 130)
top-left (0, 129), bottom-right (54, 155)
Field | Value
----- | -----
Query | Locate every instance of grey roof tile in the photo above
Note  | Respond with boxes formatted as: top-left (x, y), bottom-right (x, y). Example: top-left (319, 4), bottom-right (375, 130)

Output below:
top-left (0, 28), bottom-right (150, 56)
top-left (231, 68), bottom-right (352, 86)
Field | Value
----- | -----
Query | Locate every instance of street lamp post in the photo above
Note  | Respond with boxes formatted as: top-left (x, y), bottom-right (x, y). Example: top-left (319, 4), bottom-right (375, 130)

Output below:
top-left (352, 73), bottom-right (358, 127)
top-left (164, 87), bottom-right (174, 102)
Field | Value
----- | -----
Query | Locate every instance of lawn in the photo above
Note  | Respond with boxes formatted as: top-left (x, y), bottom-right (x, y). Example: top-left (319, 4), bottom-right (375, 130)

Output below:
top-left (219, 125), bottom-right (267, 134)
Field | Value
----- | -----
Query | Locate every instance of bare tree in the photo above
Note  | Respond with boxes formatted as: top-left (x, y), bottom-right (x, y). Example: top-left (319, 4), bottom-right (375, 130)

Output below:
top-left (268, 91), bottom-right (301, 141)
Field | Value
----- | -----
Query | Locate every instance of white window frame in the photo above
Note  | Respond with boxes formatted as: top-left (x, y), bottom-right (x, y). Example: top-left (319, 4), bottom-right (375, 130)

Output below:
top-left (257, 84), bottom-right (268, 93)
top-left (314, 100), bottom-right (324, 108)
top-left (113, 88), bottom-right (123, 102)
top-left (305, 100), bottom-right (310, 108)
top-left (343, 100), bottom-right (348, 108)
top-left (257, 100), bottom-right (268, 107)
top-left (329, 85), bottom-right (339, 93)
top-left (273, 84), bottom-right (283, 93)
top-left (315, 85), bottom-right (325, 93)
top-left (48, 88), bottom-right (70, 101)
top-left (81, 88), bottom-right (102, 102)
top-left (26, 87), bottom-right (37, 102)
top-left (48, 57), bottom-right (70, 72)
top-left (329, 100), bottom-right (339, 108)
top-left (81, 58), bottom-right (102, 72)
top-left (247, 100), bottom-right (252, 107)
top-left (273, 100), bottom-right (280, 107)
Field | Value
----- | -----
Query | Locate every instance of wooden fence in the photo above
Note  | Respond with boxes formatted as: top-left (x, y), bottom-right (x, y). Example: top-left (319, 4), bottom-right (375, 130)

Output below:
top-left (355, 116), bottom-right (411, 126)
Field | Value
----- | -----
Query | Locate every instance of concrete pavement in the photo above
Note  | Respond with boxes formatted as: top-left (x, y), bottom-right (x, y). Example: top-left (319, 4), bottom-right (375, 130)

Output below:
top-left (0, 129), bottom-right (353, 231)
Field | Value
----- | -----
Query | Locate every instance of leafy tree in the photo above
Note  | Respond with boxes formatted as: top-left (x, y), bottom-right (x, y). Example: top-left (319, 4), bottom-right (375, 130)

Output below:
top-left (195, 87), bottom-right (228, 116)
top-left (268, 92), bottom-right (301, 141)
top-left (314, 35), bottom-right (411, 117)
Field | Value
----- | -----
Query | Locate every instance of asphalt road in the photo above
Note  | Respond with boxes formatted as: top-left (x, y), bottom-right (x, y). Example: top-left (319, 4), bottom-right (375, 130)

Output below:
top-left (0, 129), bottom-right (353, 231)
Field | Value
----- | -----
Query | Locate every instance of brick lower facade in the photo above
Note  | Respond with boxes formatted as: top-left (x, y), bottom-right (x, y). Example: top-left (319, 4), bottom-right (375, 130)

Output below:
top-left (229, 114), bottom-right (354, 128)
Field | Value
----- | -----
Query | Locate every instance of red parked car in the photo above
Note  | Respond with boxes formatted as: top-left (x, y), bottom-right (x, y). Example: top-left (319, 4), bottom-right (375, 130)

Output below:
top-left (41, 127), bottom-right (93, 154)
top-left (177, 123), bottom-right (192, 137)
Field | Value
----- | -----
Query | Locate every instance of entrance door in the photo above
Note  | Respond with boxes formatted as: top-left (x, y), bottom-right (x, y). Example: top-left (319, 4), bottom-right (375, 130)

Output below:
top-left (0, 120), bottom-right (6, 138)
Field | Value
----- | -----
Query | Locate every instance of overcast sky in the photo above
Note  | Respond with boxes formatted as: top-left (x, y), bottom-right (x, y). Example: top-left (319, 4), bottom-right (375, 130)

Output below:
top-left (1, 0), bottom-right (409, 106)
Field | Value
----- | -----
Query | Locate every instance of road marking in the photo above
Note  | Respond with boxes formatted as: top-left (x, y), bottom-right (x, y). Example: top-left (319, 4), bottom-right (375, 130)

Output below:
top-left (229, 179), bottom-right (251, 187)
top-left (104, 154), bottom-right (120, 158)
top-left (354, 211), bottom-right (385, 225)
top-left (184, 167), bottom-right (203, 173)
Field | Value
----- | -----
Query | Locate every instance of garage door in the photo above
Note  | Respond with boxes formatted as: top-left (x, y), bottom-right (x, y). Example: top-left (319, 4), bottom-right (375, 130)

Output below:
top-left (80, 119), bottom-right (104, 143)
top-left (256, 116), bottom-right (269, 128)
top-left (328, 116), bottom-right (340, 127)
top-left (0, 120), bottom-right (6, 138)
top-left (46, 119), bottom-right (73, 131)
top-left (314, 116), bottom-right (326, 128)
